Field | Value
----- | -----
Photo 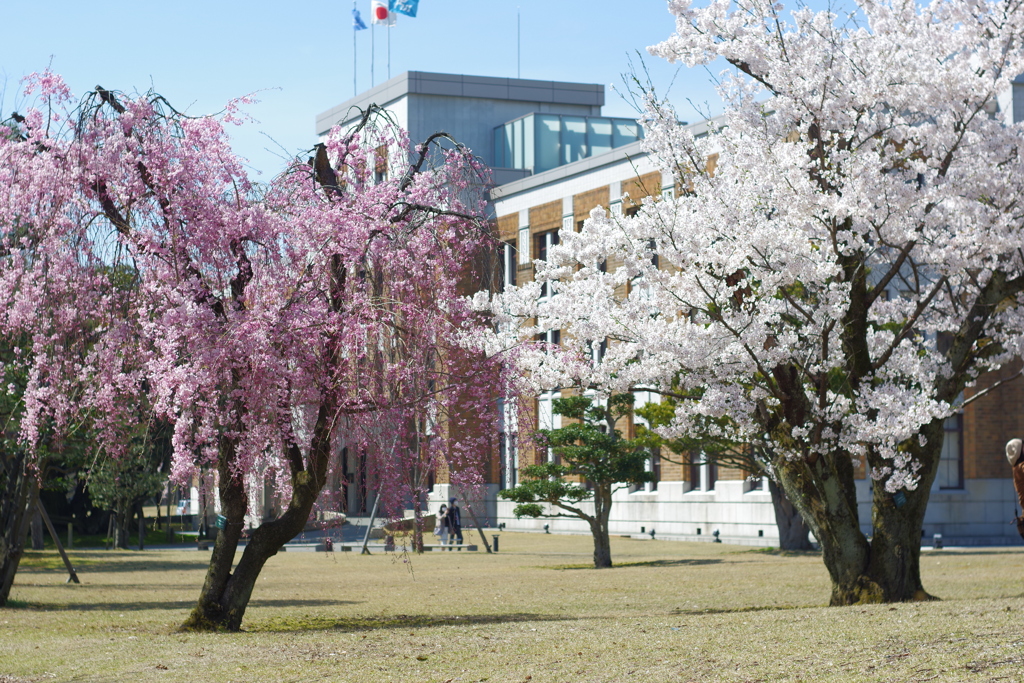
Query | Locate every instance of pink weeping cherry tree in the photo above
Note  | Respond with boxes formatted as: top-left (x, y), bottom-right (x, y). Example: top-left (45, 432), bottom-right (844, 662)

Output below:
top-left (0, 72), bottom-right (505, 630)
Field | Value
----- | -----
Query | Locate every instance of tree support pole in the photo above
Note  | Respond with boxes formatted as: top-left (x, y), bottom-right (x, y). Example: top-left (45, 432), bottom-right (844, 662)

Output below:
top-left (454, 484), bottom-right (492, 553)
top-left (36, 501), bottom-right (79, 584)
top-left (360, 491), bottom-right (381, 555)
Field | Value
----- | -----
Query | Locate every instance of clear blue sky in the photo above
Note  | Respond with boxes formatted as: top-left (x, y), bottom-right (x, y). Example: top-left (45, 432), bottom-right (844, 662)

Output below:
top-left (0, 0), bottom-right (725, 179)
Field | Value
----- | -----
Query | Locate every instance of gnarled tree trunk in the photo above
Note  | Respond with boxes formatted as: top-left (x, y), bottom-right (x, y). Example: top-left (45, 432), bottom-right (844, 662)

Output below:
top-left (774, 418), bottom-right (943, 605)
top-left (0, 451), bottom-right (37, 606)
top-left (181, 402), bottom-right (336, 632)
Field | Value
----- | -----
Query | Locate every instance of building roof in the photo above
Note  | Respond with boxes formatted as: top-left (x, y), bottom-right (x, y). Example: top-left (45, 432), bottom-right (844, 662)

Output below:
top-left (315, 71), bottom-right (605, 136)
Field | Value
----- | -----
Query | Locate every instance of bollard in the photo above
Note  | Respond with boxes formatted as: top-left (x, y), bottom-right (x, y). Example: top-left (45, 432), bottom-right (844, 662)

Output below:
top-left (67, 523), bottom-right (73, 548)
top-left (492, 535), bottom-right (499, 552)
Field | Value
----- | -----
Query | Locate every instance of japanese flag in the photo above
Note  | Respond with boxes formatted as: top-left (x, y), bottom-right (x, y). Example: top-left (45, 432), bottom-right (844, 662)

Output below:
top-left (371, 0), bottom-right (396, 25)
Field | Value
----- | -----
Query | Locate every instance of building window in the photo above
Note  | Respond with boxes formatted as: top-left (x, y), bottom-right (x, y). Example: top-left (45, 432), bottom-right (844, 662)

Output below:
top-left (647, 238), bottom-right (659, 269)
top-left (499, 432), bottom-right (517, 490)
top-left (374, 145), bottom-right (388, 184)
top-left (937, 414), bottom-right (964, 489)
top-left (518, 226), bottom-right (530, 265)
top-left (689, 456), bottom-right (701, 492)
top-left (689, 455), bottom-right (716, 491)
top-left (647, 447), bottom-right (661, 492)
top-left (534, 230), bottom-right (559, 298)
top-left (538, 390), bottom-right (561, 464)
top-left (502, 241), bottom-right (517, 291)
top-left (498, 398), bottom-right (518, 490)
top-left (535, 329), bottom-right (561, 348)
top-left (534, 230), bottom-right (559, 261)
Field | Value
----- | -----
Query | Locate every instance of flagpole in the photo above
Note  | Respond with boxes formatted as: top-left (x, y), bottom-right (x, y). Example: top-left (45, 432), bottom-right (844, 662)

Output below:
top-left (387, 23), bottom-right (392, 81)
top-left (517, 8), bottom-right (521, 79)
top-left (353, 1), bottom-right (358, 96)
top-left (371, 23), bottom-right (376, 87)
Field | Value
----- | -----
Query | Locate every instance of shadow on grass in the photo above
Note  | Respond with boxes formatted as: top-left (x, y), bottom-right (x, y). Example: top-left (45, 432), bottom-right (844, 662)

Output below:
top-left (20, 560), bottom-right (211, 575)
top-left (668, 604), bottom-right (803, 616)
top-left (249, 612), bottom-right (574, 633)
top-left (20, 552), bottom-right (211, 575)
top-left (4, 598), bottom-right (363, 612)
top-left (740, 548), bottom-right (822, 558)
top-left (541, 559), bottom-right (724, 570)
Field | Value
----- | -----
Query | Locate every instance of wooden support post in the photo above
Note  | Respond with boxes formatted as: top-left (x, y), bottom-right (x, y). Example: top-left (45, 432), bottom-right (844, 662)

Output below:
top-left (36, 501), bottom-right (79, 584)
top-left (454, 485), bottom-right (492, 554)
top-left (360, 492), bottom-right (381, 555)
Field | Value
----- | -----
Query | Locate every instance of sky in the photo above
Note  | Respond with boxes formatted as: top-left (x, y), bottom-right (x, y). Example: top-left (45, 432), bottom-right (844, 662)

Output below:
top-left (0, 0), bottom-right (727, 179)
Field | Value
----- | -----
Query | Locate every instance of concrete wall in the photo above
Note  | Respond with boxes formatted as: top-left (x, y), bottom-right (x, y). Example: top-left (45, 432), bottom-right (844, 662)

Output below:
top-left (427, 477), bottom-right (1022, 548)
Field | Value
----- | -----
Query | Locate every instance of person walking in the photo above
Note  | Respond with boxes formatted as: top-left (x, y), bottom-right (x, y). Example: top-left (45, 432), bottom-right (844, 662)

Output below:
top-left (1008, 439), bottom-right (1024, 539)
top-left (445, 497), bottom-right (462, 549)
top-left (434, 504), bottom-right (450, 547)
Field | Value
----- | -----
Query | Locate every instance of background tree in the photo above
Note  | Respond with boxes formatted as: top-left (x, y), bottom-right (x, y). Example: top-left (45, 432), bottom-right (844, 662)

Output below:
top-left (500, 393), bottom-right (654, 568)
top-left (1, 74), bottom-right (503, 630)
top-left (481, 0), bottom-right (1024, 604)
top-left (86, 418), bottom-right (170, 549)
top-left (0, 78), bottom-right (113, 604)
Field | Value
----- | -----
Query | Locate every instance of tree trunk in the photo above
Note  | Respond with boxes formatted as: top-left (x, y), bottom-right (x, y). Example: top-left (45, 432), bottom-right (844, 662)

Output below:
top-left (768, 478), bottom-right (811, 551)
top-left (774, 419), bottom-right (944, 605)
top-left (774, 448), bottom-right (875, 605)
top-left (0, 451), bottom-right (36, 606)
top-left (588, 485), bottom-right (613, 568)
top-left (412, 496), bottom-right (424, 554)
top-left (30, 507), bottom-right (44, 551)
top-left (863, 418), bottom-right (943, 603)
top-left (113, 506), bottom-right (133, 549)
top-left (182, 402), bottom-right (336, 632)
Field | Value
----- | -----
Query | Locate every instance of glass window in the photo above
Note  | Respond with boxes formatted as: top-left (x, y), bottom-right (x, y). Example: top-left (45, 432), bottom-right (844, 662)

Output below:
top-left (502, 241), bottom-right (517, 290)
top-left (562, 117), bottom-right (587, 165)
top-left (937, 415), bottom-right (963, 489)
top-left (588, 118), bottom-right (613, 156)
top-left (535, 115), bottom-right (561, 173)
top-left (522, 114), bottom-right (535, 172)
top-left (512, 118), bottom-right (524, 169)
top-left (613, 120), bottom-right (641, 148)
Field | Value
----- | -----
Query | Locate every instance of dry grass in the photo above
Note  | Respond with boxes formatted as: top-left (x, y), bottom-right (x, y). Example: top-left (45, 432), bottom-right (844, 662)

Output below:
top-left (2, 532), bottom-right (1023, 682)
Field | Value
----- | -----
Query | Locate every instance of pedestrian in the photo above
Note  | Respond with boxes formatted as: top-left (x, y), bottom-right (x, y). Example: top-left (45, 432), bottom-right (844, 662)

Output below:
top-left (434, 504), bottom-right (449, 546)
top-left (445, 496), bottom-right (463, 549)
top-left (1007, 438), bottom-right (1024, 539)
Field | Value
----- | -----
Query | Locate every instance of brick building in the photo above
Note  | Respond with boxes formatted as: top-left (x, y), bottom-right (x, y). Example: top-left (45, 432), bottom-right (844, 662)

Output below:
top-left (317, 71), bottom-right (1024, 546)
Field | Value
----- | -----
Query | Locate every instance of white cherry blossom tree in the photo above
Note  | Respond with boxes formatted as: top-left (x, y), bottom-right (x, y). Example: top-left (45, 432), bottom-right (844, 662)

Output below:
top-left (477, 0), bottom-right (1024, 604)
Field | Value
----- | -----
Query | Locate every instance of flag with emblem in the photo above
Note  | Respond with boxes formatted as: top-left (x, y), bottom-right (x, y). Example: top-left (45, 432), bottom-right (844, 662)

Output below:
top-left (371, 0), bottom-right (396, 25)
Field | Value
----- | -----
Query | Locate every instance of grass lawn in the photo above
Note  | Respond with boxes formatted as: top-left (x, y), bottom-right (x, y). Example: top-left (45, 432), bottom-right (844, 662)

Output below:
top-left (2, 532), bottom-right (1023, 682)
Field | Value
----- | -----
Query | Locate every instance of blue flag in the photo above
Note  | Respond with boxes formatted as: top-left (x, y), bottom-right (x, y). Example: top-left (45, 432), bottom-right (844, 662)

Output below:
top-left (390, 0), bottom-right (418, 18)
top-left (353, 7), bottom-right (368, 30)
